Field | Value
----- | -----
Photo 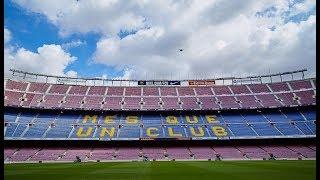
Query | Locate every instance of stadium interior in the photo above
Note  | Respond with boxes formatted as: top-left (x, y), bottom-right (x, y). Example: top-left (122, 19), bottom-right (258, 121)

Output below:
top-left (4, 70), bottom-right (316, 163)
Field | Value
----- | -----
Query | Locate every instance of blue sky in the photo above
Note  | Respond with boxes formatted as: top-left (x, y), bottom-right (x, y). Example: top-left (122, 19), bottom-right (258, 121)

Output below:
top-left (4, 0), bottom-right (123, 78)
top-left (4, 0), bottom-right (316, 79)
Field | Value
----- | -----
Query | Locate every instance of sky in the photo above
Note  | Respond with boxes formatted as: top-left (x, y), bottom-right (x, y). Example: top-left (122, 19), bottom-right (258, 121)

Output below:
top-left (4, 0), bottom-right (316, 80)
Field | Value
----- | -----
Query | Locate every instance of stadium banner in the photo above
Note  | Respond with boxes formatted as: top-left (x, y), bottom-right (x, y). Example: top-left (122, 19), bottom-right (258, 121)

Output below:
top-left (138, 81), bottom-right (146, 85)
top-left (168, 81), bottom-right (181, 85)
top-left (232, 77), bottom-right (262, 85)
top-left (188, 80), bottom-right (215, 86)
top-left (138, 80), bottom-right (180, 86)
top-left (151, 81), bottom-right (168, 86)
top-left (57, 78), bottom-right (87, 84)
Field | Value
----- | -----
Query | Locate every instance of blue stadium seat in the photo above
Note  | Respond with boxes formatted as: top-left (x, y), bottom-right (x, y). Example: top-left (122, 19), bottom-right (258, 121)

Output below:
top-left (162, 115), bottom-right (184, 125)
top-left (142, 125), bottom-right (164, 138)
top-left (4, 123), bottom-right (18, 137)
top-left (251, 123), bottom-right (282, 136)
top-left (305, 121), bottom-right (316, 134)
top-left (117, 126), bottom-right (140, 138)
top-left (98, 114), bottom-right (121, 125)
top-left (180, 115), bottom-right (205, 124)
top-left (284, 111), bottom-right (305, 121)
top-left (263, 111), bottom-right (288, 122)
top-left (17, 113), bottom-right (36, 123)
top-left (33, 113), bottom-right (58, 124)
top-left (55, 114), bottom-right (80, 124)
top-left (274, 123), bottom-right (303, 136)
top-left (300, 110), bottom-right (316, 120)
top-left (11, 124), bottom-right (28, 137)
top-left (69, 126), bottom-right (96, 138)
top-left (207, 124), bottom-right (230, 138)
top-left (45, 125), bottom-right (73, 138)
top-left (141, 115), bottom-right (162, 125)
top-left (4, 112), bottom-right (18, 122)
top-left (221, 113), bottom-right (245, 123)
top-left (199, 114), bottom-right (224, 124)
top-left (94, 126), bottom-right (118, 140)
top-left (242, 113), bottom-right (268, 123)
top-left (228, 124), bottom-right (257, 136)
top-left (120, 115), bottom-right (141, 126)
top-left (163, 125), bottom-right (187, 137)
top-left (295, 122), bottom-right (314, 135)
top-left (23, 124), bottom-right (49, 138)
top-left (185, 125), bottom-right (210, 138)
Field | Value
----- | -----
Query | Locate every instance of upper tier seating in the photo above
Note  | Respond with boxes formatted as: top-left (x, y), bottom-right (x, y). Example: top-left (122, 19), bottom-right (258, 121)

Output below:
top-left (247, 84), bottom-right (270, 93)
top-left (48, 84), bottom-right (69, 94)
top-left (107, 87), bottom-right (124, 96)
top-left (194, 87), bottom-right (213, 95)
top-left (229, 85), bottom-right (250, 94)
top-left (125, 87), bottom-right (141, 96)
top-left (289, 80), bottom-right (312, 90)
top-left (6, 80), bottom-right (28, 91)
top-left (4, 79), bottom-right (315, 111)
top-left (68, 86), bottom-right (88, 95)
top-left (143, 87), bottom-right (159, 96)
top-left (87, 86), bottom-right (106, 95)
top-left (268, 82), bottom-right (290, 92)
top-left (28, 82), bottom-right (50, 93)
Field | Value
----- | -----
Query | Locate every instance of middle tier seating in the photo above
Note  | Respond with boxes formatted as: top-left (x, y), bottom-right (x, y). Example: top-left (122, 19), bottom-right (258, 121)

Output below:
top-left (4, 108), bottom-right (315, 140)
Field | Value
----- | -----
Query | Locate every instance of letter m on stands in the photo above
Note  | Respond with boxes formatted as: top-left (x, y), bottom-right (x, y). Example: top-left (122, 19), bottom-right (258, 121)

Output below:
top-left (82, 115), bottom-right (98, 124)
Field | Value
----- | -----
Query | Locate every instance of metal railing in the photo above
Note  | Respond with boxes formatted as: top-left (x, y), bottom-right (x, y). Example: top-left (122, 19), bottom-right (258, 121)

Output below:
top-left (6, 69), bottom-right (312, 86)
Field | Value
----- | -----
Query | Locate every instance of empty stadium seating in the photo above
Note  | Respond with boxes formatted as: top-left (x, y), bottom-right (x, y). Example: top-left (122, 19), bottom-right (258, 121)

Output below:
top-left (4, 79), bottom-right (316, 111)
top-left (3, 77), bottom-right (316, 163)
top-left (4, 108), bottom-right (315, 140)
top-left (4, 144), bottom-right (316, 162)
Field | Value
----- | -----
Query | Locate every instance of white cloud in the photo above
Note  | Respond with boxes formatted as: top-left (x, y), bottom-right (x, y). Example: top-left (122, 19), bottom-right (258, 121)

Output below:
top-left (4, 43), bottom-right (77, 77)
top-left (4, 27), bottom-right (78, 77)
top-left (61, 40), bottom-right (86, 50)
top-left (66, 70), bottom-right (78, 77)
top-left (13, 0), bottom-right (146, 36)
top-left (12, 0), bottom-right (316, 79)
top-left (4, 28), bottom-right (11, 44)
top-left (290, 0), bottom-right (316, 16)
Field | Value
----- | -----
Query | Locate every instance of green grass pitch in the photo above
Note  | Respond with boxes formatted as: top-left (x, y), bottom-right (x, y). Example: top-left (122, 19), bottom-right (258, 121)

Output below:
top-left (4, 160), bottom-right (316, 180)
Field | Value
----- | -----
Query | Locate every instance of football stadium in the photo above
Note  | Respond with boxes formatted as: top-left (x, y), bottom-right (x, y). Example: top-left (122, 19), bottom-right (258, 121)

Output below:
top-left (4, 0), bottom-right (317, 179)
top-left (4, 69), bottom-right (316, 179)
